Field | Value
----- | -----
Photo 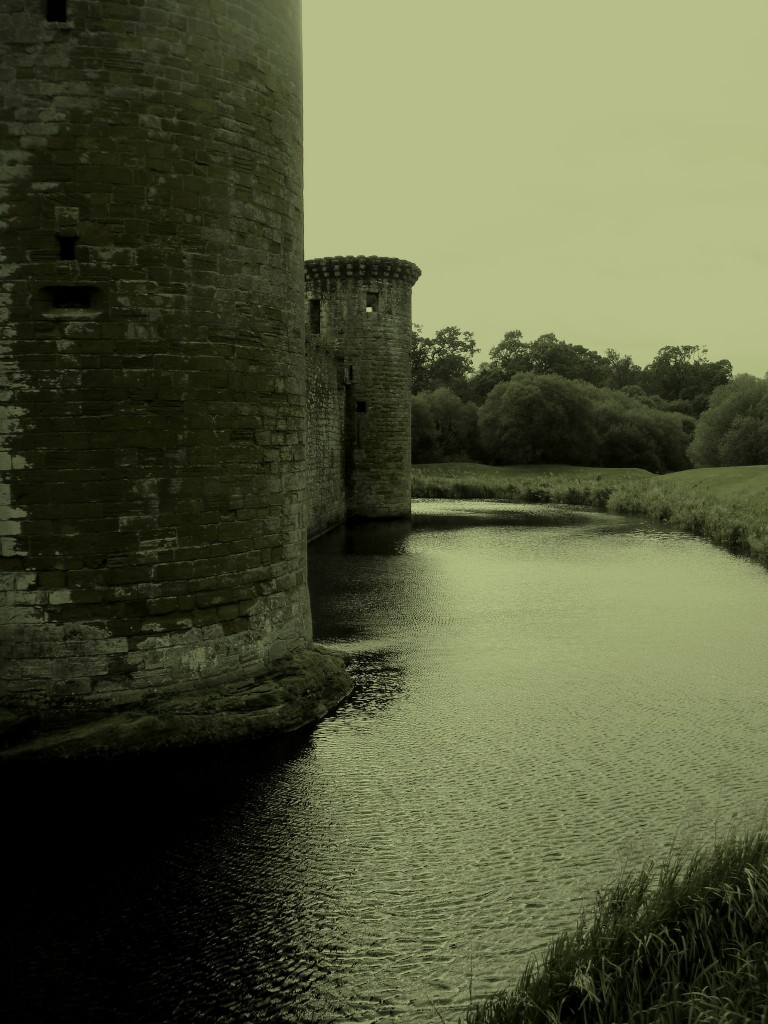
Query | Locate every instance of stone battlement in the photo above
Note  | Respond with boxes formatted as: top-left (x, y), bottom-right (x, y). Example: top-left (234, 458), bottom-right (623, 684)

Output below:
top-left (305, 256), bottom-right (422, 287)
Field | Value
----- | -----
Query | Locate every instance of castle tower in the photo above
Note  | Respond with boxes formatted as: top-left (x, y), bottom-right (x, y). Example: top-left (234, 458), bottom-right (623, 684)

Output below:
top-left (304, 256), bottom-right (421, 522)
top-left (0, 0), bottom-right (348, 753)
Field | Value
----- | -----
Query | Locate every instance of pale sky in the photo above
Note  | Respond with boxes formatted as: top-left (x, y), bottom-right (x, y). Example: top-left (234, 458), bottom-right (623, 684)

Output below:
top-left (303, 1), bottom-right (767, 378)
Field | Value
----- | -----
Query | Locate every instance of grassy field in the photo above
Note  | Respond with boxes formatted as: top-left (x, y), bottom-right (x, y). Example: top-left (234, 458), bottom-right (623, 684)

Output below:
top-left (412, 463), bottom-right (768, 565)
top-left (466, 825), bottom-right (768, 1024)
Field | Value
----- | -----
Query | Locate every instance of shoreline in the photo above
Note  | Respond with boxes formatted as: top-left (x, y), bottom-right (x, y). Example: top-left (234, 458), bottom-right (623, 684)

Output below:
top-left (410, 463), bottom-right (768, 1022)
top-left (0, 644), bottom-right (353, 760)
top-left (412, 462), bottom-right (768, 567)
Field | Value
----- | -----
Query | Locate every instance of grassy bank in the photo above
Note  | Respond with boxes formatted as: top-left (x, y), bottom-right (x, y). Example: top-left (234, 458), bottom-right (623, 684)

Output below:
top-left (467, 825), bottom-right (768, 1024)
top-left (412, 463), bottom-right (768, 565)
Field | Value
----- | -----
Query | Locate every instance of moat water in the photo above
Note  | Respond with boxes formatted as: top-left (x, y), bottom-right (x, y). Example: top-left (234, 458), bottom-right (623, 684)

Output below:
top-left (4, 500), bottom-right (768, 1024)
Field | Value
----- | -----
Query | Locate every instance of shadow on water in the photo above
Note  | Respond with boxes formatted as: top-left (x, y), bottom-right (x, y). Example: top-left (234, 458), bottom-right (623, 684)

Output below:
top-left (5, 500), bottom-right (768, 1023)
top-left (1, 728), bottom-right (315, 874)
top-left (411, 500), bottom-right (598, 532)
top-left (313, 516), bottom-right (413, 557)
top-left (0, 732), bottom-right (317, 1024)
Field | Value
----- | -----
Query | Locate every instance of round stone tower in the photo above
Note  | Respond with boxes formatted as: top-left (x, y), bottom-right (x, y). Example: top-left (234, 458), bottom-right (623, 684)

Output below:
top-left (0, 0), bottom-right (348, 754)
top-left (304, 256), bottom-right (421, 520)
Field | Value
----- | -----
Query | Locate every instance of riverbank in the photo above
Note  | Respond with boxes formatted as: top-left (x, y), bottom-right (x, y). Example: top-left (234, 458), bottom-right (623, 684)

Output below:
top-left (468, 824), bottom-right (768, 1024)
top-left (412, 463), bottom-right (768, 565)
top-left (0, 645), bottom-right (352, 759)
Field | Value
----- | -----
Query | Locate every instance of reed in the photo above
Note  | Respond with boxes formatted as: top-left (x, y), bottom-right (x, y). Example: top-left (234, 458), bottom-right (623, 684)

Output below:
top-left (468, 825), bottom-right (768, 1024)
top-left (412, 464), bottom-right (768, 566)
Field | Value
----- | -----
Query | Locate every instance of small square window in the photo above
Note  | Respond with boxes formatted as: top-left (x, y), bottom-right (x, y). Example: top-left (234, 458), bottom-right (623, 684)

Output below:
top-left (57, 235), bottom-right (78, 261)
top-left (46, 0), bottom-right (67, 22)
top-left (356, 400), bottom-right (367, 413)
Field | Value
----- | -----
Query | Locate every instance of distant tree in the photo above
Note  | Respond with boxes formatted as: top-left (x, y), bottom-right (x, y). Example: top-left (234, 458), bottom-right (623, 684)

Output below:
top-left (411, 325), bottom-right (478, 396)
top-left (590, 386), bottom-right (694, 472)
top-left (603, 348), bottom-right (643, 390)
top-left (641, 345), bottom-right (732, 413)
top-left (688, 375), bottom-right (768, 466)
top-left (411, 393), bottom-right (439, 463)
top-left (526, 334), bottom-right (610, 385)
top-left (464, 330), bottom-right (526, 404)
top-left (477, 372), bottom-right (693, 471)
top-left (478, 373), bottom-right (598, 465)
top-left (487, 330), bottom-right (529, 376)
top-left (465, 361), bottom-right (508, 405)
top-left (485, 331), bottom-right (610, 386)
top-left (411, 388), bottom-right (479, 462)
top-left (601, 420), bottom-right (664, 472)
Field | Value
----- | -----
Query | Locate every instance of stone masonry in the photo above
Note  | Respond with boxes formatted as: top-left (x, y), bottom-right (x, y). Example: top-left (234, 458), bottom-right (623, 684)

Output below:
top-left (0, 4), bottom-right (418, 756)
top-left (0, 0), bottom-right (354, 755)
top-left (304, 256), bottom-right (421, 538)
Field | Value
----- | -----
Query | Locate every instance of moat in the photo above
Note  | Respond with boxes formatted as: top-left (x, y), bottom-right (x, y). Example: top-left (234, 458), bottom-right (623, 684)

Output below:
top-left (4, 500), bottom-right (768, 1023)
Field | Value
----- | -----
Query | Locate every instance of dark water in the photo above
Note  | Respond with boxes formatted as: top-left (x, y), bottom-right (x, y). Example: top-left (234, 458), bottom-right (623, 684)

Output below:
top-left (3, 500), bottom-right (768, 1023)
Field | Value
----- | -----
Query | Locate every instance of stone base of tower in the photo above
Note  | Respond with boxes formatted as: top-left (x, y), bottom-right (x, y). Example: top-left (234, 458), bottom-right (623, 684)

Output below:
top-left (0, 646), bottom-right (352, 760)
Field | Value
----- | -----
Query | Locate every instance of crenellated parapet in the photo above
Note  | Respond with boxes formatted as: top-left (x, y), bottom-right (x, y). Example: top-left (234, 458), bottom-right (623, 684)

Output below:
top-left (305, 256), bottom-right (422, 288)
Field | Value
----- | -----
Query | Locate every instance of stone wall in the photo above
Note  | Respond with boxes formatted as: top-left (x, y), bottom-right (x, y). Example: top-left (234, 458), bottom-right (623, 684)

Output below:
top-left (0, 0), bottom-right (329, 736)
top-left (305, 340), bottom-right (347, 541)
top-left (0, 5), bottom-right (418, 756)
top-left (304, 256), bottom-right (421, 536)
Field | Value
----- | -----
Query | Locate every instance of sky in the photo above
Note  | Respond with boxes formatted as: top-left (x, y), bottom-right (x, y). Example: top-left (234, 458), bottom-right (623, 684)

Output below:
top-left (302, 1), bottom-right (768, 378)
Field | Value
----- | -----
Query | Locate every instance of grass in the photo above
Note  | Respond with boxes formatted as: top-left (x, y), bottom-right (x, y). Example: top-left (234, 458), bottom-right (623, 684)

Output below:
top-left (466, 824), bottom-right (768, 1024)
top-left (412, 463), bottom-right (768, 566)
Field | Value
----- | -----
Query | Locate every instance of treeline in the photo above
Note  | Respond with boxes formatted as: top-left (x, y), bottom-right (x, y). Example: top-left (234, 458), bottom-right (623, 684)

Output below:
top-left (411, 326), bottom-right (768, 470)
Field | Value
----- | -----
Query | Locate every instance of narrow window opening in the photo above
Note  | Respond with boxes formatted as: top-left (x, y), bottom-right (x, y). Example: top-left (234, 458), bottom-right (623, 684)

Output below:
top-left (365, 292), bottom-right (379, 313)
top-left (356, 400), bottom-right (367, 414)
top-left (57, 235), bottom-right (78, 261)
top-left (42, 285), bottom-right (98, 309)
top-left (46, 0), bottom-right (67, 22)
top-left (308, 298), bottom-right (320, 335)
top-left (347, 365), bottom-right (354, 384)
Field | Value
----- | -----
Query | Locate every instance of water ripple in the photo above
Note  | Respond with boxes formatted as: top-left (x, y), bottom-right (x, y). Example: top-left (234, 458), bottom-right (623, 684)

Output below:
top-left (3, 502), bottom-right (768, 1024)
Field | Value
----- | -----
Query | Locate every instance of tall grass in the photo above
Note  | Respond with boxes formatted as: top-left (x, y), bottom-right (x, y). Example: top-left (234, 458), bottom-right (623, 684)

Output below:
top-left (605, 477), bottom-right (768, 565)
top-left (412, 464), bottom-right (768, 567)
top-left (412, 465), bottom-right (644, 510)
top-left (468, 825), bottom-right (768, 1024)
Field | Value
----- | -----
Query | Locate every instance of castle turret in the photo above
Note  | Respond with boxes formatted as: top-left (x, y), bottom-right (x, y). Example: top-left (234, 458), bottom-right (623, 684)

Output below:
top-left (304, 256), bottom-right (421, 523)
top-left (0, 0), bottom-right (349, 754)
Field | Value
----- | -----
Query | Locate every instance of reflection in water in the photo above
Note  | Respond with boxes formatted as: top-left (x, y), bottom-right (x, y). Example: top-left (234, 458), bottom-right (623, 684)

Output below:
top-left (3, 500), bottom-right (768, 1023)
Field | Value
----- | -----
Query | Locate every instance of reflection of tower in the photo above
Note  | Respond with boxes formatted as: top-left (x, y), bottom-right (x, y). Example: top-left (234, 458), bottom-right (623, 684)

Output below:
top-left (304, 256), bottom-right (421, 520)
top-left (0, 2), bottom-right (322, 721)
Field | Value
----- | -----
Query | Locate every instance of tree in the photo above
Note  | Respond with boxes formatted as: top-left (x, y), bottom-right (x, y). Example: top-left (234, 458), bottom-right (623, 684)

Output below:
top-left (411, 388), bottom-right (479, 462)
top-left (591, 386), bottom-right (693, 472)
top-left (526, 334), bottom-right (610, 385)
top-left (688, 375), bottom-right (768, 466)
top-left (641, 345), bottom-right (732, 412)
top-left (411, 393), bottom-right (439, 463)
top-left (603, 348), bottom-right (643, 390)
top-left (465, 361), bottom-right (508, 405)
top-left (477, 372), bottom-right (694, 471)
top-left (411, 325), bottom-right (478, 396)
top-left (486, 331), bottom-right (610, 386)
top-left (487, 330), bottom-right (529, 376)
top-left (477, 373), bottom-right (598, 465)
